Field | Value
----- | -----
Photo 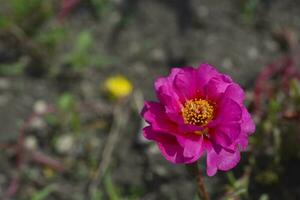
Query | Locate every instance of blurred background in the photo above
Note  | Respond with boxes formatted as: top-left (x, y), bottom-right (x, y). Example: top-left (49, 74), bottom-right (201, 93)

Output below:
top-left (1, 0), bottom-right (300, 199)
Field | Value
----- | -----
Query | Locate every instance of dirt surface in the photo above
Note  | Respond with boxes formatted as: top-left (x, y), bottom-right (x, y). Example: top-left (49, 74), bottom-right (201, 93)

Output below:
top-left (1, 0), bottom-right (300, 199)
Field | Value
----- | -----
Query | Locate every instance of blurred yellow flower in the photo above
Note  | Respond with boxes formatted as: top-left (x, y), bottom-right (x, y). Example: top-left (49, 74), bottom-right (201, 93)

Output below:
top-left (43, 167), bottom-right (55, 179)
top-left (104, 75), bottom-right (133, 99)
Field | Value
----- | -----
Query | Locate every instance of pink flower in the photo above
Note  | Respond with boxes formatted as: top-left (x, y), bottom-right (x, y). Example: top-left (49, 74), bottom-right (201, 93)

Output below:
top-left (141, 64), bottom-right (255, 176)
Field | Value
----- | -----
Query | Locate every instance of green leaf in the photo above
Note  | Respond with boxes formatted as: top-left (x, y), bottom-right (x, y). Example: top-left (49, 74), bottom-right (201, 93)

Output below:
top-left (242, 0), bottom-right (260, 23)
top-left (44, 113), bottom-right (59, 126)
top-left (31, 185), bottom-right (56, 200)
top-left (259, 194), bottom-right (269, 200)
top-left (35, 26), bottom-right (67, 50)
top-left (58, 93), bottom-right (75, 112)
top-left (66, 31), bottom-right (94, 70)
top-left (11, 0), bottom-right (42, 20)
top-left (0, 59), bottom-right (27, 76)
top-left (91, 190), bottom-right (103, 200)
top-left (90, 0), bottom-right (113, 15)
top-left (74, 31), bottom-right (93, 54)
top-left (0, 15), bottom-right (9, 28)
top-left (104, 174), bottom-right (120, 200)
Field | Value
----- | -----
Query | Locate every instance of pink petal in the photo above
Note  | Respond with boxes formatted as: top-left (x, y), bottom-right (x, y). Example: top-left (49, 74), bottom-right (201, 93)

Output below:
top-left (204, 79), bottom-right (222, 102)
top-left (141, 101), bottom-right (177, 133)
top-left (210, 129), bottom-right (233, 148)
top-left (176, 134), bottom-right (204, 158)
top-left (223, 83), bottom-right (245, 105)
top-left (197, 64), bottom-right (221, 88)
top-left (205, 142), bottom-right (218, 176)
top-left (206, 156), bottom-right (218, 176)
top-left (143, 126), bottom-right (161, 141)
top-left (155, 68), bottom-right (182, 112)
top-left (173, 67), bottom-right (200, 102)
top-left (241, 107), bottom-right (255, 134)
top-left (206, 145), bottom-right (241, 176)
top-left (217, 122), bottom-right (241, 142)
top-left (141, 101), bottom-right (203, 136)
top-left (157, 133), bottom-right (201, 164)
top-left (217, 150), bottom-right (241, 171)
top-left (143, 126), bottom-right (191, 163)
top-left (236, 133), bottom-right (249, 150)
top-left (215, 98), bottom-right (242, 123)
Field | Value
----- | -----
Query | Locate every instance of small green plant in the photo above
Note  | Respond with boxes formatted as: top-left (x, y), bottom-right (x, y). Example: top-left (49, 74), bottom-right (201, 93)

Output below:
top-left (0, 57), bottom-right (28, 76)
top-left (90, 0), bottom-right (114, 16)
top-left (91, 190), bottom-right (104, 200)
top-left (31, 185), bottom-right (56, 200)
top-left (34, 25), bottom-right (67, 52)
top-left (241, 0), bottom-right (261, 24)
top-left (57, 93), bottom-right (81, 133)
top-left (64, 31), bottom-right (115, 71)
top-left (9, 0), bottom-right (54, 33)
top-left (58, 93), bottom-right (76, 112)
top-left (65, 31), bottom-right (93, 70)
top-left (104, 174), bottom-right (121, 200)
top-left (0, 14), bottom-right (8, 28)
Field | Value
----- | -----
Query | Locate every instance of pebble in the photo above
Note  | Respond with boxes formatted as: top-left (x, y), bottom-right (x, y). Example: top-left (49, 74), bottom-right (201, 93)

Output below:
top-left (25, 136), bottom-right (38, 150)
top-left (80, 81), bottom-right (94, 98)
top-left (151, 48), bottom-right (166, 62)
top-left (55, 134), bottom-right (75, 154)
top-left (110, 11), bottom-right (121, 24)
top-left (247, 47), bottom-right (258, 59)
top-left (264, 40), bottom-right (279, 52)
top-left (30, 117), bottom-right (47, 130)
top-left (0, 78), bottom-right (10, 90)
top-left (34, 100), bottom-right (48, 114)
top-left (88, 137), bottom-right (102, 149)
top-left (133, 62), bottom-right (147, 75)
top-left (154, 165), bottom-right (168, 177)
top-left (148, 144), bottom-right (160, 155)
top-left (206, 34), bottom-right (217, 45)
top-left (197, 6), bottom-right (209, 17)
top-left (0, 173), bottom-right (6, 184)
top-left (129, 41), bottom-right (141, 55)
top-left (222, 57), bottom-right (233, 70)
top-left (0, 95), bottom-right (9, 106)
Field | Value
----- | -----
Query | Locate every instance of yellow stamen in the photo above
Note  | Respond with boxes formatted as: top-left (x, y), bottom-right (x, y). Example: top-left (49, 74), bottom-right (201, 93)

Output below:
top-left (182, 99), bottom-right (214, 126)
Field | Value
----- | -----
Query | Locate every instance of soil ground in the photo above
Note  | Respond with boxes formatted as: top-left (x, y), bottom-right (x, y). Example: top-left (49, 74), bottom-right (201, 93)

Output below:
top-left (1, 0), bottom-right (300, 199)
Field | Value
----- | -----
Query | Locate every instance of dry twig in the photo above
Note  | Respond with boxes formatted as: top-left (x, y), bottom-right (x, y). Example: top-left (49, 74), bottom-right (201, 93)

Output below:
top-left (88, 98), bottom-right (130, 198)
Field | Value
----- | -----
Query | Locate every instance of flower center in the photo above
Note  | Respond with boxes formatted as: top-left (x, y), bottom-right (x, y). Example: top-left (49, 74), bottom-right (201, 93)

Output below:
top-left (182, 99), bottom-right (214, 126)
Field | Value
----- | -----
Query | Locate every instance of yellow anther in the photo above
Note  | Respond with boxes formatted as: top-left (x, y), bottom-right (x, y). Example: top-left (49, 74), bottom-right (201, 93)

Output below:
top-left (181, 99), bottom-right (214, 126)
